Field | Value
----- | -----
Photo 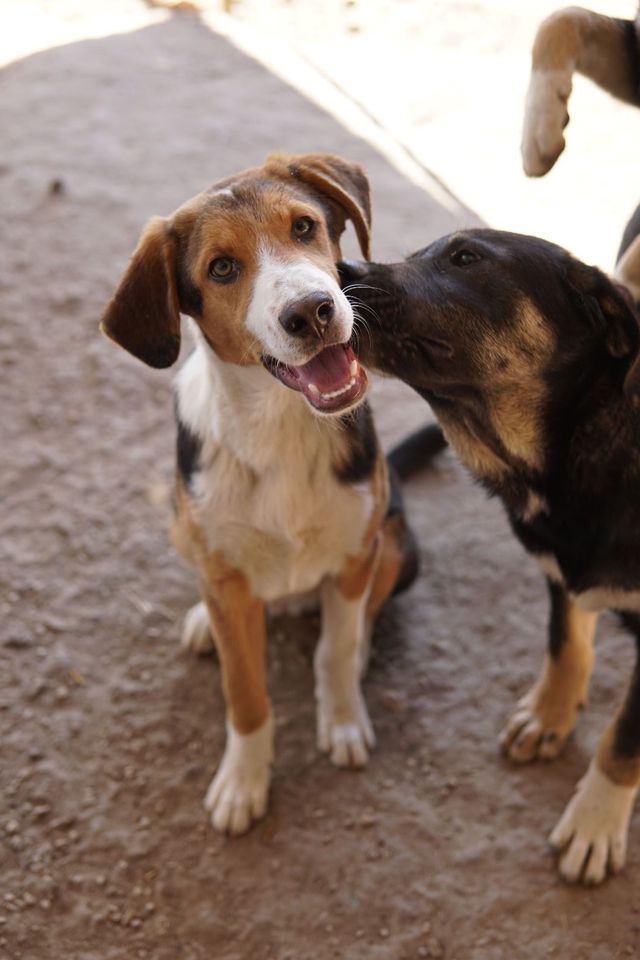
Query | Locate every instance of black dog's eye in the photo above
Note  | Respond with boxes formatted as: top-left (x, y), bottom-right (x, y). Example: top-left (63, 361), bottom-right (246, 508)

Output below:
top-left (292, 216), bottom-right (316, 240)
top-left (450, 248), bottom-right (481, 267)
top-left (208, 257), bottom-right (239, 282)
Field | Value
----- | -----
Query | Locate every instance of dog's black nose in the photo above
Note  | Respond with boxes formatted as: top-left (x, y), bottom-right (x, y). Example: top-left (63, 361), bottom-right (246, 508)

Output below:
top-left (337, 260), bottom-right (369, 286)
top-left (279, 292), bottom-right (335, 339)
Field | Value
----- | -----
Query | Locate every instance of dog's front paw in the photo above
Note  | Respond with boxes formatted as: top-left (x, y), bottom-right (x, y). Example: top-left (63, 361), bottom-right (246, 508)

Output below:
top-left (521, 69), bottom-right (571, 176)
top-left (204, 716), bottom-right (273, 836)
top-left (181, 601), bottom-right (215, 655)
top-left (500, 700), bottom-right (572, 763)
top-left (500, 667), bottom-right (583, 763)
top-left (316, 687), bottom-right (375, 768)
top-left (550, 763), bottom-right (638, 885)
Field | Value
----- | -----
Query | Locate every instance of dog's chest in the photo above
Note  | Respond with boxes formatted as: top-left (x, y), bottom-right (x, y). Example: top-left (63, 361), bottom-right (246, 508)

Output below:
top-left (178, 350), bottom-right (374, 602)
top-left (193, 444), bottom-right (372, 601)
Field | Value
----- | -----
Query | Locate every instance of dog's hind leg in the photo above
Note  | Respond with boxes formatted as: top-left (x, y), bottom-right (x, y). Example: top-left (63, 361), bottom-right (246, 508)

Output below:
top-left (550, 628), bottom-right (640, 884)
top-left (500, 580), bottom-right (598, 763)
top-left (522, 7), bottom-right (640, 176)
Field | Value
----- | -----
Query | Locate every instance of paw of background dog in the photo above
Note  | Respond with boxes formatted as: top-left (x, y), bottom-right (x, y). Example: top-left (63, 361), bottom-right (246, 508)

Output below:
top-left (500, 688), bottom-right (577, 763)
top-left (521, 69), bottom-right (571, 176)
top-left (549, 763), bottom-right (638, 884)
top-left (204, 717), bottom-right (273, 836)
top-left (181, 601), bottom-right (215, 655)
top-left (316, 686), bottom-right (375, 768)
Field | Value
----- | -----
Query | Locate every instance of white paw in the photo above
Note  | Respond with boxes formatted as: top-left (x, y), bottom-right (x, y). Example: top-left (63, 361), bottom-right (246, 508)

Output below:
top-left (181, 601), bottom-right (214, 655)
top-left (204, 715), bottom-right (274, 836)
top-left (550, 763), bottom-right (638, 885)
top-left (521, 69), bottom-right (571, 176)
top-left (316, 687), bottom-right (375, 768)
top-left (500, 700), bottom-right (570, 763)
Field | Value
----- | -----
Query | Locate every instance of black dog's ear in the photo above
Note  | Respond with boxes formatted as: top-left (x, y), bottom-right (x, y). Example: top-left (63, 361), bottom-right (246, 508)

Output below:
top-left (267, 152), bottom-right (372, 259)
top-left (100, 217), bottom-right (181, 369)
top-left (567, 259), bottom-right (640, 394)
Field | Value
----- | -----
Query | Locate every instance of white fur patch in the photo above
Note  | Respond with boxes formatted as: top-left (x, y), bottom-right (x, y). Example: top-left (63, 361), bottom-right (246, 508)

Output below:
top-left (245, 246), bottom-right (354, 366)
top-left (575, 586), bottom-right (640, 614)
top-left (204, 713), bottom-right (274, 835)
top-left (181, 600), bottom-right (214, 654)
top-left (550, 762), bottom-right (638, 884)
top-left (521, 68), bottom-right (572, 176)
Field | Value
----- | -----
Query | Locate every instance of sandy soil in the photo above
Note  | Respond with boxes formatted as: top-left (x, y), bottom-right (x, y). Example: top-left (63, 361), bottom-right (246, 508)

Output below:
top-left (1, 4), bottom-right (640, 959)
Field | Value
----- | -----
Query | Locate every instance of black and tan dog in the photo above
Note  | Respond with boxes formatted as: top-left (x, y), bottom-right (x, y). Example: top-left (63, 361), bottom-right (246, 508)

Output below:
top-left (340, 227), bottom-right (640, 884)
top-left (101, 152), bottom-right (419, 836)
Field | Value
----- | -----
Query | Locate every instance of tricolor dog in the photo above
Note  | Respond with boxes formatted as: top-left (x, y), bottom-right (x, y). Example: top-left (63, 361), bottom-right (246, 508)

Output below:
top-left (341, 228), bottom-right (640, 884)
top-left (101, 152), bottom-right (418, 835)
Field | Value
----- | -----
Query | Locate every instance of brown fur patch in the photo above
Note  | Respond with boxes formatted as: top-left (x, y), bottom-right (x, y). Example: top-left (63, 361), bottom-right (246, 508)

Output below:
top-left (597, 724), bottom-right (640, 789)
top-left (172, 477), bottom-right (269, 735)
top-left (365, 513), bottom-right (405, 623)
top-left (526, 606), bottom-right (597, 735)
top-left (532, 8), bottom-right (638, 104)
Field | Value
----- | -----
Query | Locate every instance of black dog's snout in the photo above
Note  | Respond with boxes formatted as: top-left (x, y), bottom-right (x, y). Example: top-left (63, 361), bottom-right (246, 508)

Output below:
top-left (279, 292), bottom-right (335, 339)
top-left (337, 260), bottom-right (369, 286)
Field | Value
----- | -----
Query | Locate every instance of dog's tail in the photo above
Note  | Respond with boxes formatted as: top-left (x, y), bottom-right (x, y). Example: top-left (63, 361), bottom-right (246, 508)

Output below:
top-left (386, 422), bottom-right (447, 596)
top-left (387, 422), bottom-right (447, 482)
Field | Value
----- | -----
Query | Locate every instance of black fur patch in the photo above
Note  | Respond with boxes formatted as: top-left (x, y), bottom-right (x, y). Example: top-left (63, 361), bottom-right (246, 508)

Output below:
top-left (613, 622), bottom-right (640, 759)
top-left (174, 397), bottom-right (202, 489)
top-left (335, 401), bottom-right (378, 484)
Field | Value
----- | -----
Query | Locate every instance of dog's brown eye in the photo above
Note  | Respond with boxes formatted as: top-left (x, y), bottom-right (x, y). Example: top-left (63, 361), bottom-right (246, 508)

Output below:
top-left (450, 249), bottom-right (480, 267)
top-left (208, 257), bottom-right (239, 282)
top-left (292, 216), bottom-right (316, 240)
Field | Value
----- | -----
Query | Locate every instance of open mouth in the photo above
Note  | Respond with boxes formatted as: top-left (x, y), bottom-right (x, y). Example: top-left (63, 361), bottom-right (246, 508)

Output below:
top-left (262, 343), bottom-right (368, 413)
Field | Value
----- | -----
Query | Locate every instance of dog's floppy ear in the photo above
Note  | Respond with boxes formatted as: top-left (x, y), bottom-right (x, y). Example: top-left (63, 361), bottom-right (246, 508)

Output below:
top-left (268, 152), bottom-right (372, 259)
top-left (567, 259), bottom-right (640, 394)
top-left (100, 217), bottom-right (181, 369)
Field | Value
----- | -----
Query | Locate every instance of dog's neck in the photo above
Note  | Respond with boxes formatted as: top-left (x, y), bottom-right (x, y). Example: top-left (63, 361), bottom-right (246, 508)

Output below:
top-left (177, 325), bottom-right (345, 473)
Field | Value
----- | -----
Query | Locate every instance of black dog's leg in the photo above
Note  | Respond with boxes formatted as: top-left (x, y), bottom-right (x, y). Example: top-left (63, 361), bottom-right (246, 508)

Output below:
top-left (550, 628), bottom-right (640, 884)
top-left (500, 579), bottom-right (598, 763)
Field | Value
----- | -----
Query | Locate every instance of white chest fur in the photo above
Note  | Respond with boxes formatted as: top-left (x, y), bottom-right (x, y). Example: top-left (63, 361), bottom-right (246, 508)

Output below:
top-left (175, 334), bottom-right (374, 603)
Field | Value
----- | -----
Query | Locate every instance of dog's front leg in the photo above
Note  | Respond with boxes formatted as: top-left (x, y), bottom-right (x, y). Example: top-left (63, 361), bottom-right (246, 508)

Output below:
top-left (314, 538), bottom-right (380, 768)
top-left (550, 632), bottom-right (640, 884)
top-left (199, 567), bottom-right (273, 836)
top-left (501, 580), bottom-right (598, 762)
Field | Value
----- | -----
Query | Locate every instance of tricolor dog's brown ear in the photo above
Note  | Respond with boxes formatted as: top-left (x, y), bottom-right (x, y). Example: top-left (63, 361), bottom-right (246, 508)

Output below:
top-left (100, 217), bottom-right (181, 369)
top-left (567, 259), bottom-right (640, 395)
top-left (268, 152), bottom-right (372, 259)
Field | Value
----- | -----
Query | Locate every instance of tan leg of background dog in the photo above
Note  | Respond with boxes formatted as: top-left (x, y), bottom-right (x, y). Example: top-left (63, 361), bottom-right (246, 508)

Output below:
top-left (196, 565), bottom-right (273, 836)
top-left (501, 581), bottom-right (598, 762)
top-left (522, 7), bottom-right (640, 176)
top-left (315, 537), bottom-right (382, 768)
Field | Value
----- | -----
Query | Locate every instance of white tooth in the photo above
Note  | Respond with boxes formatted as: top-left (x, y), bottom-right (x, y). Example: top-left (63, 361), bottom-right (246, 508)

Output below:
top-left (320, 377), bottom-right (357, 401)
top-left (350, 359), bottom-right (358, 377)
top-left (308, 383), bottom-right (320, 397)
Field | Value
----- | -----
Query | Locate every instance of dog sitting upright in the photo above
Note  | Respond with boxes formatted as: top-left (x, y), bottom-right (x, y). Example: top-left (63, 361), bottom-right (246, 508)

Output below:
top-left (341, 229), bottom-right (640, 884)
top-left (101, 152), bottom-right (417, 836)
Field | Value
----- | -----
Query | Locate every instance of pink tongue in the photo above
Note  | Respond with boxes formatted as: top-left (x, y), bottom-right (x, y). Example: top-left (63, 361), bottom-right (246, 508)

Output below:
top-left (295, 344), bottom-right (354, 392)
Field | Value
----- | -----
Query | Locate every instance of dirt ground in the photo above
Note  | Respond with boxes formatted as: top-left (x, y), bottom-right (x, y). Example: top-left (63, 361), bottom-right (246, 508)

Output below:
top-left (2, 4), bottom-right (640, 959)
